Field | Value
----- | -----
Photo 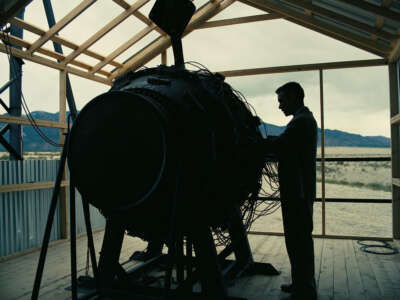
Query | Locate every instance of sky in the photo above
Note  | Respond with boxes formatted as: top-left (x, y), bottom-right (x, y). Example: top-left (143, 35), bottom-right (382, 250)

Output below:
top-left (0, 0), bottom-right (392, 138)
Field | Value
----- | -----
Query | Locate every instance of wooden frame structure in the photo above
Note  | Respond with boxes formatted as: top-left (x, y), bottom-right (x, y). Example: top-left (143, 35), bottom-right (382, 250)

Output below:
top-left (0, 0), bottom-right (400, 241)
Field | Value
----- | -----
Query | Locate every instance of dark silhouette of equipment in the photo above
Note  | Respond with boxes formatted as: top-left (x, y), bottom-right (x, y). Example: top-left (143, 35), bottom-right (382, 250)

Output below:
top-left (31, 1), bottom-right (279, 299)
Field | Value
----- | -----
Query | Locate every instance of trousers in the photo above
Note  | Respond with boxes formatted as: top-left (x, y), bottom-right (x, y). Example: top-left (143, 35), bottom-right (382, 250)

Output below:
top-left (281, 198), bottom-right (317, 299)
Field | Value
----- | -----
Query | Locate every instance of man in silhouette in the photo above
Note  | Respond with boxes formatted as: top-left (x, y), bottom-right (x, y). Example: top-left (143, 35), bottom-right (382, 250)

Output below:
top-left (263, 82), bottom-right (317, 300)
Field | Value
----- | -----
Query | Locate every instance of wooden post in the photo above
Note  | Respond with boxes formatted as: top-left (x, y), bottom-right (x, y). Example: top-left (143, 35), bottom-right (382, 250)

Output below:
top-left (59, 70), bottom-right (68, 239)
top-left (161, 50), bottom-right (167, 66)
top-left (319, 69), bottom-right (326, 236)
top-left (389, 62), bottom-right (400, 240)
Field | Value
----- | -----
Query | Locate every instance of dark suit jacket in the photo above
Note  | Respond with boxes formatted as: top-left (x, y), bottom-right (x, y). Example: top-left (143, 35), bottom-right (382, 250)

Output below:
top-left (264, 106), bottom-right (317, 203)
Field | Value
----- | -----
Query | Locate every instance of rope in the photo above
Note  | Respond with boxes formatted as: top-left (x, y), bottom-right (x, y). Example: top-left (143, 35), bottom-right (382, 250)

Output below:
top-left (357, 240), bottom-right (399, 255)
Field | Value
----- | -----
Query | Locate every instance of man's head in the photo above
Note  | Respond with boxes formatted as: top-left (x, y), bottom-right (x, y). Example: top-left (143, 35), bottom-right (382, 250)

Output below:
top-left (275, 82), bottom-right (304, 116)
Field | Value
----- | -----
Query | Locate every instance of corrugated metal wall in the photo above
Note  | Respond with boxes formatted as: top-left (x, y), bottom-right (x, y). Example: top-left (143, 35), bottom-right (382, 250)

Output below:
top-left (0, 160), bottom-right (105, 258)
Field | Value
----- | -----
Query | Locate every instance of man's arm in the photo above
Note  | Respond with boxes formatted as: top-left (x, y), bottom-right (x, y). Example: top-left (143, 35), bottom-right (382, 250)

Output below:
top-left (263, 119), bottom-right (303, 156)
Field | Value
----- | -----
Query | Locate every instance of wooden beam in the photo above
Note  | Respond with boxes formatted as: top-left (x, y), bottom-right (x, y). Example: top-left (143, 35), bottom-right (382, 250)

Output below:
top-left (393, 178), bottom-right (400, 187)
top-left (110, 0), bottom-right (236, 79)
top-left (391, 113), bottom-right (400, 125)
top-left (382, 0), bottom-right (392, 7)
top-left (197, 13), bottom-right (281, 28)
top-left (241, 0), bottom-right (391, 58)
top-left (0, 115), bottom-right (67, 129)
top-left (59, 70), bottom-right (68, 239)
top-left (389, 63), bottom-right (400, 239)
top-left (336, 0), bottom-right (400, 22)
top-left (279, 0), bottom-right (398, 43)
top-left (218, 58), bottom-right (388, 77)
top-left (10, 17), bottom-right (123, 68)
top-left (0, 43), bottom-right (112, 85)
top-left (389, 39), bottom-right (400, 63)
top-left (0, 32), bottom-right (111, 77)
top-left (161, 50), bottom-right (167, 65)
top-left (28, 0), bottom-right (97, 54)
top-left (0, 180), bottom-right (69, 193)
top-left (319, 69), bottom-right (326, 235)
top-left (61, 0), bottom-right (150, 66)
top-left (112, 0), bottom-right (166, 35)
top-left (376, 0), bottom-right (392, 38)
top-left (249, 231), bottom-right (393, 241)
top-left (90, 24), bottom-right (155, 74)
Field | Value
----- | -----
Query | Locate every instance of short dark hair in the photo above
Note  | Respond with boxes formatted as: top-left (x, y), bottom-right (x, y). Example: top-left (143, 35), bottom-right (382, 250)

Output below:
top-left (275, 82), bottom-right (304, 106)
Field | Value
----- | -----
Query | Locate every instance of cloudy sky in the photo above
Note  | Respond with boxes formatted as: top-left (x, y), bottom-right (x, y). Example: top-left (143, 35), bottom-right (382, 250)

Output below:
top-left (0, 0), bottom-right (391, 138)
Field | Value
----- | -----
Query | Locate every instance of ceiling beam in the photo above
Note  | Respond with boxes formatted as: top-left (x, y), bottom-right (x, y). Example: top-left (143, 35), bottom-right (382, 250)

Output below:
top-left (335, 0), bottom-right (400, 21)
top-left (61, 0), bottom-right (149, 66)
top-left (389, 40), bottom-right (400, 62)
top-left (279, 0), bottom-right (397, 43)
top-left (112, 0), bottom-right (166, 35)
top-left (382, 0), bottom-right (392, 7)
top-left (110, 0), bottom-right (236, 80)
top-left (0, 31), bottom-right (110, 76)
top-left (218, 58), bottom-right (388, 77)
top-left (240, 0), bottom-right (391, 58)
top-left (197, 13), bottom-right (281, 29)
top-left (28, 0), bottom-right (96, 54)
top-left (90, 24), bottom-right (155, 74)
top-left (10, 17), bottom-right (123, 68)
top-left (0, 42), bottom-right (111, 85)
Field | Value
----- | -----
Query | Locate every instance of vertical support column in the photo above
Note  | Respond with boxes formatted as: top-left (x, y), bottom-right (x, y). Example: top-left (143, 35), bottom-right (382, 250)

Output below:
top-left (42, 0), bottom-right (78, 120)
top-left (161, 50), bottom-right (167, 66)
top-left (389, 62), bottom-right (400, 240)
top-left (59, 70), bottom-right (69, 239)
top-left (9, 9), bottom-right (24, 160)
top-left (319, 69), bottom-right (326, 236)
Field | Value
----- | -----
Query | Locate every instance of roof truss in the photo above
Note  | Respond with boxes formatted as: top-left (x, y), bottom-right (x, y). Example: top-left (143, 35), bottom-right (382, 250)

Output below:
top-left (0, 0), bottom-right (399, 86)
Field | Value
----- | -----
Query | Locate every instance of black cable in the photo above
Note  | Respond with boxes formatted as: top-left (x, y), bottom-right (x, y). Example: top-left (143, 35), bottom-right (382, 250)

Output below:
top-left (1, 29), bottom-right (62, 147)
top-left (184, 62), bottom-right (281, 246)
top-left (357, 240), bottom-right (399, 255)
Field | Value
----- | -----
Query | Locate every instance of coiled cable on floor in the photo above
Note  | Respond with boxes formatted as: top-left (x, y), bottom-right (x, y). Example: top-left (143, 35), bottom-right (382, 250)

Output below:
top-left (357, 240), bottom-right (399, 255)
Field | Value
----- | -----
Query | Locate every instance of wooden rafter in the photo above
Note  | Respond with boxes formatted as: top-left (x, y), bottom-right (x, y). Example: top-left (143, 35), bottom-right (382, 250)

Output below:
top-left (389, 39), bottom-right (400, 62)
top-left (0, 32), bottom-right (111, 77)
top-left (240, 0), bottom-right (391, 58)
top-left (198, 13), bottom-right (281, 29)
top-left (382, 0), bottom-right (392, 7)
top-left (111, 0), bottom-right (236, 79)
top-left (28, 0), bottom-right (96, 54)
top-left (218, 59), bottom-right (387, 77)
top-left (90, 24), bottom-right (155, 74)
top-left (0, 42), bottom-right (112, 85)
top-left (61, 0), bottom-right (149, 66)
top-left (279, 0), bottom-right (398, 43)
top-left (10, 17), bottom-right (123, 68)
top-left (0, 115), bottom-right (67, 129)
top-left (112, 0), bottom-right (166, 36)
top-left (335, 0), bottom-right (400, 21)
top-left (375, 0), bottom-right (392, 40)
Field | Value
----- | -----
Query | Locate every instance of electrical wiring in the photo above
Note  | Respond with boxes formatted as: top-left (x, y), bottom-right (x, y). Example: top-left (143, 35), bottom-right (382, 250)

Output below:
top-left (185, 62), bottom-right (281, 246)
top-left (1, 27), bottom-right (62, 148)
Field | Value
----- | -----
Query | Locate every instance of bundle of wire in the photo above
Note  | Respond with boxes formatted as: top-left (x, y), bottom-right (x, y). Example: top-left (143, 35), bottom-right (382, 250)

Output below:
top-left (185, 62), bottom-right (281, 246)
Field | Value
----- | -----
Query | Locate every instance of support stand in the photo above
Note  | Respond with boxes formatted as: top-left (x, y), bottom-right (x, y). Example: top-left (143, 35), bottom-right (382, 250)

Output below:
top-left (31, 131), bottom-right (98, 300)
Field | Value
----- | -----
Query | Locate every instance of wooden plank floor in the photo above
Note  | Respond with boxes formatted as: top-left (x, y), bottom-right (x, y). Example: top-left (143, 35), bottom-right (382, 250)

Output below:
top-left (0, 231), bottom-right (399, 300)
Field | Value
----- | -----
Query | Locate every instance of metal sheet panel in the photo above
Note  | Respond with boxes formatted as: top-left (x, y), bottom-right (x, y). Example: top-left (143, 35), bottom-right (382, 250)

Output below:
top-left (73, 189), bottom-right (106, 235)
top-left (0, 160), bottom-right (61, 257)
top-left (0, 160), bottom-right (106, 257)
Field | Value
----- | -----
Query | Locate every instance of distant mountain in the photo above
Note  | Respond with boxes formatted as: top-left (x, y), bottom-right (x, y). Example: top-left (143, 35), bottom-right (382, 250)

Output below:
top-left (1, 111), bottom-right (62, 152)
top-left (259, 123), bottom-right (390, 148)
top-left (0, 111), bottom-right (391, 152)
